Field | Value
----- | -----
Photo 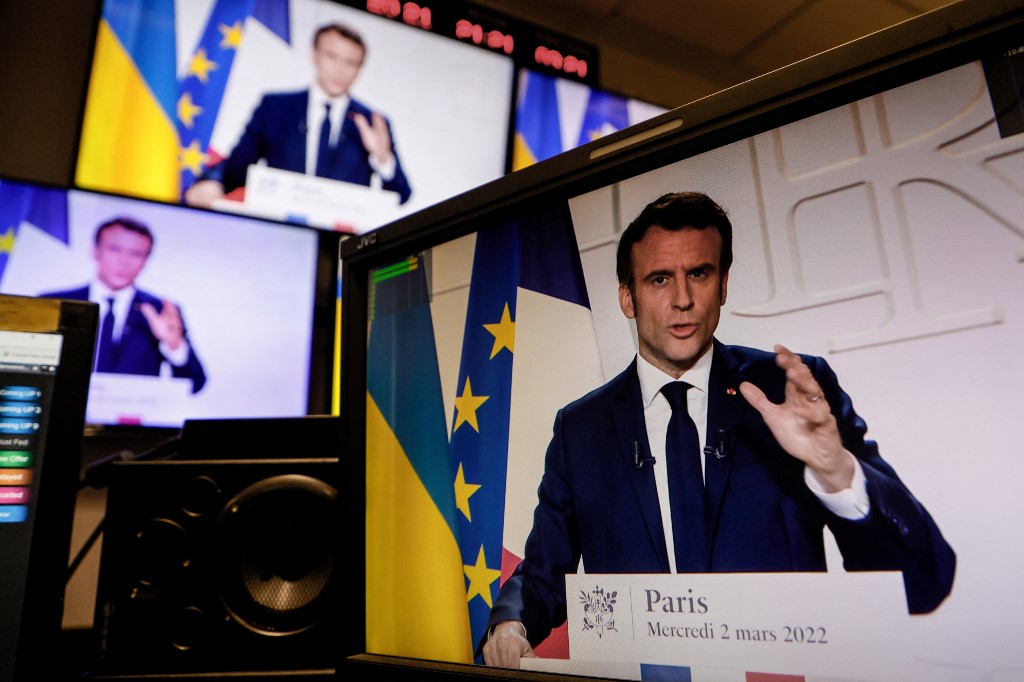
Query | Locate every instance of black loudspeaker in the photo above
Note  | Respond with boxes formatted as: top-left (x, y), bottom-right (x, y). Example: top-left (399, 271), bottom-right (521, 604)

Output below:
top-left (91, 418), bottom-right (340, 678)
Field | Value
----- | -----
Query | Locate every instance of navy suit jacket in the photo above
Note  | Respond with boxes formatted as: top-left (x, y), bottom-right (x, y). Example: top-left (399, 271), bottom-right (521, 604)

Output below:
top-left (42, 286), bottom-right (206, 393)
top-left (205, 90), bottom-right (412, 204)
top-left (487, 342), bottom-right (955, 646)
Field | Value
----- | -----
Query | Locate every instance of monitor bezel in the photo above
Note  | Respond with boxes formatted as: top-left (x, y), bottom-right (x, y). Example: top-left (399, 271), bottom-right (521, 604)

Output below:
top-left (1, 295), bottom-right (98, 682)
top-left (338, 1), bottom-right (1024, 678)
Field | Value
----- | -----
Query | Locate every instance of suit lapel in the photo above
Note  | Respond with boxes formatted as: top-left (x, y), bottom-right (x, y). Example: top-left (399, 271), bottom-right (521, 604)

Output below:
top-left (287, 92), bottom-right (310, 173)
top-left (704, 343), bottom-right (752, 544)
top-left (611, 361), bottom-right (671, 571)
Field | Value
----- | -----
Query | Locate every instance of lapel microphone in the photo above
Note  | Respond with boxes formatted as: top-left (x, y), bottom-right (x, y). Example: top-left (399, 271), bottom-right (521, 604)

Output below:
top-left (633, 441), bottom-right (656, 469)
top-left (703, 428), bottom-right (730, 460)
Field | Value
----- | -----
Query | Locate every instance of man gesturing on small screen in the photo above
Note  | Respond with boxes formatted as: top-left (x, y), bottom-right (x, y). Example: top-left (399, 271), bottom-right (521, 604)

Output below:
top-left (42, 217), bottom-right (206, 394)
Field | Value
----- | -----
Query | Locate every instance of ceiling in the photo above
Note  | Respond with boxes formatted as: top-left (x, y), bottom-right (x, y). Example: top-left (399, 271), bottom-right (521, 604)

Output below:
top-left (472, 0), bottom-right (959, 108)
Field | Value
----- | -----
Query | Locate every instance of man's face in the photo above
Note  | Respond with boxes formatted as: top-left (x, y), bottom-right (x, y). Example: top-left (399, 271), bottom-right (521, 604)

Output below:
top-left (312, 31), bottom-right (364, 98)
top-left (93, 225), bottom-right (151, 291)
top-left (618, 226), bottom-right (728, 378)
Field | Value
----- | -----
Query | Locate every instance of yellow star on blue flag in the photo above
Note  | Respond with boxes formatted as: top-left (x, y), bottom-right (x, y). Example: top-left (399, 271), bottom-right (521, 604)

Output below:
top-left (463, 546), bottom-right (502, 608)
top-left (483, 303), bottom-right (515, 359)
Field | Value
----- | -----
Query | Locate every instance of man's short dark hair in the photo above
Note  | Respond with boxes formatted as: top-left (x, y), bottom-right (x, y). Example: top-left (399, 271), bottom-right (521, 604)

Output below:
top-left (615, 192), bottom-right (733, 289)
top-left (94, 216), bottom-right (154, 250)
top-left (313, 22), bottom-right (366, 57)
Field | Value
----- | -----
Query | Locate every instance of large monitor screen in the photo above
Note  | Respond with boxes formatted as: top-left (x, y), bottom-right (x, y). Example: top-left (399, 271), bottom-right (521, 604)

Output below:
top-left (75, 0), bottom-right (514, 233)
top-left (340, 2), bottom-right (1024, 680)
top-left (0, 178), bottom-right (335, 429)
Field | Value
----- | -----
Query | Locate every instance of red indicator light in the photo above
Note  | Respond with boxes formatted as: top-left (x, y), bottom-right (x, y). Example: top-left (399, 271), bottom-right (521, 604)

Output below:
top-left (368, 0), bottom-right (432, 28)
top-left (456, 18), bottom-right (515, 54)
top-left (535, 45), bottom-right (587, 78)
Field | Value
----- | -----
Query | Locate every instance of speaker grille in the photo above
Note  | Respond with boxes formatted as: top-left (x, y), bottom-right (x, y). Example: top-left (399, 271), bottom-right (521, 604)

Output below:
top-left (94, 459), bottom-right (339, 675)
top-left (217, 474), bottom-right (336, 635)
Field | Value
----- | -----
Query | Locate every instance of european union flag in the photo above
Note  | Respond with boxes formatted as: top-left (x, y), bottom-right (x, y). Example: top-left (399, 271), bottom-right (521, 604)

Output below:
top-left (576, 89), bottom-right (630, 146)
top-left (449, 200), bottom-right (596, 658)
top-left (177, 0), bottom-right (290, 192)
top-left (0, 181), bottom-right (68, 286)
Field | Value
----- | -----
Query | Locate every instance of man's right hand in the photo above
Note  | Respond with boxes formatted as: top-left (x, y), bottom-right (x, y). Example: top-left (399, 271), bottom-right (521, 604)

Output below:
top-left (482, 620), bottom-right (535, 668)
top-left (184, 180), bottom-right (226, 208)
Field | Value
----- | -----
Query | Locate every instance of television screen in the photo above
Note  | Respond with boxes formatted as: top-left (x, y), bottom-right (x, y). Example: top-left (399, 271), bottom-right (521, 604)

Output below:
top-left (339, 1), bottom-right (1024, 680)
top-left (513, 68), bottom-right (668, 170)
top-left (0, 178), bottom-right (335, 429)
top-left (75, 0), bottom-right (514, 233)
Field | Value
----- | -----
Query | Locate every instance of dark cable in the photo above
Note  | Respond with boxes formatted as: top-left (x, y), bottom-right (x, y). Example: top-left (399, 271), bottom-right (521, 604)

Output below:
top-left (66, 515), bottom-right (104, 584)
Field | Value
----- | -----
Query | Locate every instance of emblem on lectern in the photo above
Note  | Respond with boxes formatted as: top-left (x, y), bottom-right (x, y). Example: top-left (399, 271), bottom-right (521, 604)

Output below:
top-left (580, 586), bottom-right (618, 637)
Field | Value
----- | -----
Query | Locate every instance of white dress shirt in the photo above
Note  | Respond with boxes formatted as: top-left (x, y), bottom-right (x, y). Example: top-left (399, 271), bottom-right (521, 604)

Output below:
top-left (635, 348), bottom-right (869, 573)
top-left (88, 281), bottom-right (190, 367)
top-left (306, 85), bottom-right (396, 181)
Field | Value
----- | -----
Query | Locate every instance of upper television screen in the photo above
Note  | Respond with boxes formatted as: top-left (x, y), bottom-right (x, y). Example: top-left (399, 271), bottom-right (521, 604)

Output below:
top-left (340, 2), bottom-right (1024, 680)
top-left (0, 178), bottom-right (329, 429)
top-left (75, 0), bottom-right (514, 233)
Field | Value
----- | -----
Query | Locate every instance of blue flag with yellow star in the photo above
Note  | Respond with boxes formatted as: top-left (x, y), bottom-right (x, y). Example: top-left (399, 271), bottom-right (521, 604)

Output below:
top-left (576, 89), bottom-right (630, 146)
top-left (177, 0), bottom-right (289, 194)
top-left (449, 200), bottom-right (600, 658)
top-left (365, 255), bottom-right (474, 663)
top-left (0, 180), bottom-right (69, 286)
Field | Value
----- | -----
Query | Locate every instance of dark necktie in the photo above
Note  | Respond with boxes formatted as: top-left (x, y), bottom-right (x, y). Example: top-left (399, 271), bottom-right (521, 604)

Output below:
top-left (661, 382), bottom-right (707, 572)
top-left (315, 103), bottom-right (332, 177)
top-left (96, 296), bottom-right (115, 372)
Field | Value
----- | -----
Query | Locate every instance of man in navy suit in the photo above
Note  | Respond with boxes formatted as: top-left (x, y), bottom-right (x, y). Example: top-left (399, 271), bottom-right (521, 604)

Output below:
top-left (483, 192), bottom-right (955, 667)
top-left (185, 22), bottom-right (412, 208)
top-left (42, 217), bottom-right (206, 394)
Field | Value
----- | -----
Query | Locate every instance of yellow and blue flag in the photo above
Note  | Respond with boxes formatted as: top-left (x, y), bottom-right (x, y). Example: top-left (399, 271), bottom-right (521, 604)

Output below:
top-left (76, 0), bottom-right (289, 202)
top-left (365, 256), bottom-right (473, 663)
top-left (76, 0), bottom-right (179, 201)
top-left (513, 71), bottom-right (563, 170)
top-left (0, 180), bottom-right (68, 286)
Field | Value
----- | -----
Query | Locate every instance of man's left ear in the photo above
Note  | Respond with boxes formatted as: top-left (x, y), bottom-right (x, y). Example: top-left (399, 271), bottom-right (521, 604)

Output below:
top-left (720, 270), bottom-right (729, 305)
top-left (618, 283), bottom-right (636, 320)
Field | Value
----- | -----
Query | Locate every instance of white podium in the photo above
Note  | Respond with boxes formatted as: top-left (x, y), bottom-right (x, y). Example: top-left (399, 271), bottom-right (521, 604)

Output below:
top-left (213, 165), bottom-right (401, 233)
top-left (86, 373), bottom-right (192, 426)
top-left (524, 572), bottom-right (912, 681)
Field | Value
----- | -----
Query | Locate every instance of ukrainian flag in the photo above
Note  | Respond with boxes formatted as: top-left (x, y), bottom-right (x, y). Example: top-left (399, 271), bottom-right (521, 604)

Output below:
top-left (513, 71), bottom-right (563, 170)
top-left (76, 0), bottom-right (179, 202)
top-left (365, 256), bottom-right (473, 662)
